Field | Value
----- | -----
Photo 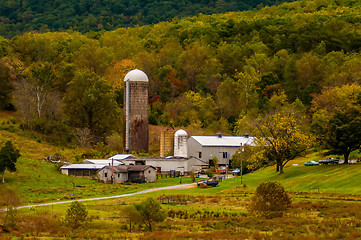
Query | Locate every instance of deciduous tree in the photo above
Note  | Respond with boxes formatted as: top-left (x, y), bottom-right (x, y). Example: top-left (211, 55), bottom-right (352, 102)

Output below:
top-left (63, 69), bottom-right (119, 143)
top-left (122, 205), bottom-right (141, 232)
top-left (311, 84), bottom-right (361, 163)
top-left (65, 201), bottom-right (88, 229)
top-left (252, 111), bottom-right (313, 174)
top-left (133, 197), bottom-right (165, 232)
top-left (0, 61), bottom-right (14, 110)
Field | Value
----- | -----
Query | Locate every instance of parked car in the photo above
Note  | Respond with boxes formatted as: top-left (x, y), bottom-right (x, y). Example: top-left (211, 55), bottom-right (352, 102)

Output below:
top-left (304, 160), bottom-right (319, 166)
top-left (216, 167), bottom-right (227, 174)
top-left (232, 168), bottom-right (240, 175)
top-left (197, 179), bottom-right (219, 187)
top-left (319, 157), bottom-right (339, 165)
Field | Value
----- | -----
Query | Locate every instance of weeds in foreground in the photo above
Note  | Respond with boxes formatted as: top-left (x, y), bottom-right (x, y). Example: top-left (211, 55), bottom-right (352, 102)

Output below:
top-left (2, 190), bottom-right (361, 239)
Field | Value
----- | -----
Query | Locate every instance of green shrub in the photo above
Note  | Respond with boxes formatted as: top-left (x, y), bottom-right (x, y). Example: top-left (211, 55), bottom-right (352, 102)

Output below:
top-left (133, 197), bottom-right (165, 232)
top-left (190, 170), bottom-right (196, 182)
top-left (205, 169), bottom-right (214, 178)
top-left (64, 201), bottom-right (88, 229)
top-left (248, 181), bottom-right (292, 219)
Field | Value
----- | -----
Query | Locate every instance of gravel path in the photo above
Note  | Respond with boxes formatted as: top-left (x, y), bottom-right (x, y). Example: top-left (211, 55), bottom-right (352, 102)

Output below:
top-left (0, 182), bottom-right (197, 212)
top-left (1, 174), bottom-right (234, 212)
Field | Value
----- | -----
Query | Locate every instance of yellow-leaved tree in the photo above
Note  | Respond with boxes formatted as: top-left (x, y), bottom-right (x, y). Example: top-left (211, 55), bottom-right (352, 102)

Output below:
top-left (251, 111), bottom-right (314, 174)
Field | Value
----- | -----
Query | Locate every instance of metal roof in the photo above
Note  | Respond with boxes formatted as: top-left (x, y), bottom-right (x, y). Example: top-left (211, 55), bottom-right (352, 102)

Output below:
top-left (127, 165), bottom-right (155, 172)
top-left (60, 164), bottom-right (106, 170)
top-left (175, 129), bottom-right (188, 137)
top-left (124, 69), bottom-right (149, 82)
top-left (108, 154), bottom-right (133, 160)
top-left (103, 165), bottom-right (129, 173)
top-left (100, 165), bottom-right (155, 173)
top-left (83, 159), bottom-right (124, 166)
top-left (190, 135), bottom-right (256, 147)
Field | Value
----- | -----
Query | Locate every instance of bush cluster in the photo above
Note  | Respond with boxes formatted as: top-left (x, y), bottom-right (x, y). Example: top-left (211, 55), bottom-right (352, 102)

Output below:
top-left (248, 181), bottom-right (292, 219)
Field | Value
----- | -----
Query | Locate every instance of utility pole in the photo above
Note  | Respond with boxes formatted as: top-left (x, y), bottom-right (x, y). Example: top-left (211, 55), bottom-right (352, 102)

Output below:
top-left (111, 158), bottom-right (114, 184)
top-left (240, 143), bottom-right (244, 185)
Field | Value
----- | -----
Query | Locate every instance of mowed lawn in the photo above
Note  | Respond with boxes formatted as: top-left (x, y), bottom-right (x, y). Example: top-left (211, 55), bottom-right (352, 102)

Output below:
top-left (241, 155), bottom-right (361, 194)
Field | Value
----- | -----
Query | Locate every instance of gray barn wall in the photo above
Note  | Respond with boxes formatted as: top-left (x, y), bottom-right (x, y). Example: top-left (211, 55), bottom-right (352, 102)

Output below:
top-left (143, 168), bottom-right (157, 182)
top-left (187, 138), bottom-right (239, 165)
top-left (187, 137), bottom-right (202, 159)
top-left (98, 168), bottom-right (128, 183)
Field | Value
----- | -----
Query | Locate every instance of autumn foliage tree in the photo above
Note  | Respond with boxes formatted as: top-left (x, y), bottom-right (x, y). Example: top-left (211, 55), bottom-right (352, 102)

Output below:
top-left (311, 84), bottom-right (361, 163)
top-left (252, 111), bottom-right (314, 174)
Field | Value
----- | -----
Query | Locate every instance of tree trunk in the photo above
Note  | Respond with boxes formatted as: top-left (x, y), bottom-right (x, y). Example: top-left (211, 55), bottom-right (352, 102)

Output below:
top-left (279, 163), bottom-right (284, 174)
top-left (344, 153), bottom-right (349, 164)
top-left (147, 221), bottom-right (152, 232)
top-left (2, 170), bottom-right (5, 183)
top-left (276, 163), bottom-right (280, 172)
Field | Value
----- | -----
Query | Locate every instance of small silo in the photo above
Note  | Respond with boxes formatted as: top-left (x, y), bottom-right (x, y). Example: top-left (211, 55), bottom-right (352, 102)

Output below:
top-left (123, 69), bottom-right (149, 153)
top-left (174, 129), bottom-right (188, 158)
top-left (160, 129), bottom-right (175, 157)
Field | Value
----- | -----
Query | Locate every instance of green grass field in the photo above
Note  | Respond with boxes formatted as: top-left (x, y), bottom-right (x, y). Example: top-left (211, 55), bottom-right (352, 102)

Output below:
top-left (3, 115), bottom-right (361, 239)
top-left (1, 111), bottom-right (361, 204)
top-left (2, 122), bottom-right (361, 204)
top-left (0, 125), bottom-right (196, 204)
top-left (242, 155), bottom-right (361, 194)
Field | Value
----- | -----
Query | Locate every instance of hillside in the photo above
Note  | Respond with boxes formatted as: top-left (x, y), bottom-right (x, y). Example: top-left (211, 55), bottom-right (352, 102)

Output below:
top-left (1, 0), bottom-right (361, 150)
top-left (0, 0), bottom-right (294, 38)
top-left (1, 117), bottom-right (361, 205)
top-left (244, 156), bottom-right (361, 194)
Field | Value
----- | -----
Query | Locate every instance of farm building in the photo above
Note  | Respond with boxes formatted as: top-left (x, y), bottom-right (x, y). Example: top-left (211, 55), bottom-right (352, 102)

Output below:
top-left (120, 156), bottom-right (208, 175)
top-left (60, 164), bottom-right (104, 178)
top-left (60, 159), bottom-right (123, 177)
top-left (97, 165), bottom-right (156, 183)
top-left (187, 133), bottom-right (256, 166)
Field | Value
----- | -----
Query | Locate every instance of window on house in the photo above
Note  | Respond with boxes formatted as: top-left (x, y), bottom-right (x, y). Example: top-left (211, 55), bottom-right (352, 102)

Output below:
top-left (105, 173), bottom-right (108, 178)
top-left (149, 170), bottom-right (151, 173)
top-left (198, 152), bottom-right (202, 158)
top-left (223, 152), bottom-right (228, 159)
top-left (118, 173), bottom-right (120, 178)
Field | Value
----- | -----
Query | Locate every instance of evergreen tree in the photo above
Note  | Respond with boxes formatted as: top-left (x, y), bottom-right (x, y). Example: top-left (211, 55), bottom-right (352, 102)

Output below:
top-left (0, 141), bottom-right (21, 183)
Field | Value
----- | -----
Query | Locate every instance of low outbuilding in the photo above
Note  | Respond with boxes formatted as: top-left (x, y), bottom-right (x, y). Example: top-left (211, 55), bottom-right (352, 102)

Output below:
top-left (60, 164), bottom-right (104, 177)
top-left (97, 165), bottom-right (156, 183)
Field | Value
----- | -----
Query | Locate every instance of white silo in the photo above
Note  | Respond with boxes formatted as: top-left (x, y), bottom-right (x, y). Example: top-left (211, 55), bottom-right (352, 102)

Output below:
top-left (174, 129), bottom-right (188, 158)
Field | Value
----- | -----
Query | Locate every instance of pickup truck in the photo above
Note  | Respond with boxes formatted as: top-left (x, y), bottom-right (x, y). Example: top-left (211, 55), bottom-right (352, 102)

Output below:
top-left (319, 157), bottom-right (339, 165)
top-left (197, 179), bottom-right (219, 187)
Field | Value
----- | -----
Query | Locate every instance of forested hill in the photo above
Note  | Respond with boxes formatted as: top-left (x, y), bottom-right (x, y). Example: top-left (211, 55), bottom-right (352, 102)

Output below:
top-left (1, 0), bottom-right (361, 151)
top-left (0, 0), bottom-right (294, 38)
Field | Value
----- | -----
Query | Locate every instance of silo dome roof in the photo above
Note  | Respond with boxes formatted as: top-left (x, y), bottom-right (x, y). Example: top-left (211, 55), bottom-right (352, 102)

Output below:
top-left (175, 129), bottom-right (188, 137)
top-left (124, 69), bottom-right (149, 82)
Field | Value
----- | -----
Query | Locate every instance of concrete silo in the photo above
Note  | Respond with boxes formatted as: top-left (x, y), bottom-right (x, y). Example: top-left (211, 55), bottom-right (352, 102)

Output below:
top-left (160, 129), bottom-right (175, 157)
top-left (123, 69), bottom-right (149, 153)
top-left (174, 129), bottom-right (188, 158)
